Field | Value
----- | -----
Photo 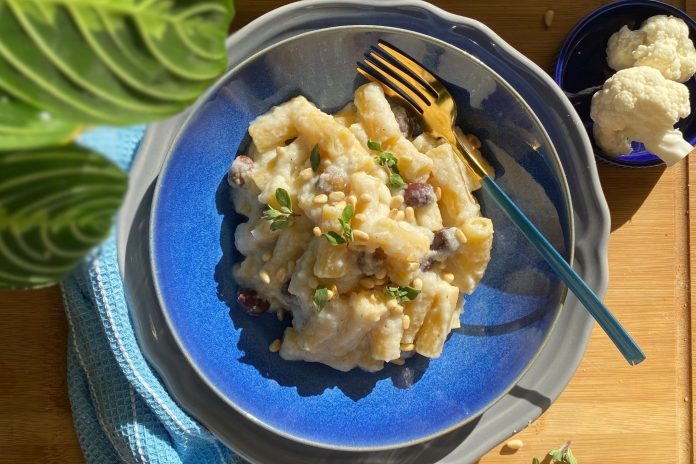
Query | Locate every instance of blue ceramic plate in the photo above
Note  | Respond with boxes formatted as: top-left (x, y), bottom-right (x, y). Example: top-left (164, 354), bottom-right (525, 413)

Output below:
top-left (151, 26), bottom-right (572, 450)
top-left (555, 0), bottom-right (696, 167)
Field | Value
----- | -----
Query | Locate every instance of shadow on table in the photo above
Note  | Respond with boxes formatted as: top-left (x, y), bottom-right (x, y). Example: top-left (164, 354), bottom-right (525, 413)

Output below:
top-left (597, 163), bottom-right (666, 232)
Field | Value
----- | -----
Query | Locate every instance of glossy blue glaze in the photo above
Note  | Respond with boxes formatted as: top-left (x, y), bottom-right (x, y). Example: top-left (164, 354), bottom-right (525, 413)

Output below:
top-left (555, 0), bottom-right (696, 167)
top-left (151, 28), bottom-right (571, 449)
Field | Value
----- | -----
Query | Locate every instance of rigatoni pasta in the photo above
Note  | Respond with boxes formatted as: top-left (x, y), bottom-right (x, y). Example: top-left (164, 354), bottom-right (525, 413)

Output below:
top-left (228, 82), bottom-right (493, 372)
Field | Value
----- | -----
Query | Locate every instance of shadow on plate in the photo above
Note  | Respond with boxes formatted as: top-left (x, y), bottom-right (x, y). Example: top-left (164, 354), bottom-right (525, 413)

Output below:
top-left (123, 179), bottom-right (516, 464)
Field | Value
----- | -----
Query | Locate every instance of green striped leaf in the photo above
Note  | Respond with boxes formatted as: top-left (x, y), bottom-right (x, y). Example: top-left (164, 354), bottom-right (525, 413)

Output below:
top-left (0, 0), bottom-right (233, 130)
top-left (0, 92), bottom-right (79, 150)
top-left (0, 146), bottom-right (127, 289)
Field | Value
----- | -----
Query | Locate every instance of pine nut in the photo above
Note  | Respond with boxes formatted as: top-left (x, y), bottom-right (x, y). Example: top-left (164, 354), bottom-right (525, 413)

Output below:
top-left (360, 277), bottom-right (375, 289)
top-left (359, 193), bottom-right (372, 203)
top-left (321, 159), bottom-right (332, 167)
top-left (506, 439), bottom-right (523, 450)
top-left (402, 315), bottom-right (411, 330)
top-left (300, 168), bottom-right (314, 180)
top-left (390, 195), bottom-right (404, 208)
top-left (442, 272), bottom-right (455, 283)
top-left (467, 134), bottom-right (482, 149)
top-left (348, 195), bottom-right (358, 207)
top-left (544, 9), bottom-right (554, 28)
top-left (312, 226), bottom-right (322, 237)
top-left (259, 270), bottom-right (271, 284)
top-left (435, 186), bottom-right (442, 200)
top-left (413, 278), bottom-right (423, 290)
top-left (387, 299), bottom-right (398, 309)
top-left (353, 230), bottom-right (370, 241)
top-left (408, 262), bottom-right (420, 271)
top-left (395, 210), bottom-right (405, 221)
top-left (269, 339), bottom-right (282, 353)
top-left (313, 194), bottom-right (328, 204)
top-left (375, 269), bottom-right (387, 280)
top-left (329, 191), bottom-right (345, 202)
top-left (455, 228), bottom-right (467, 244)
top-left (404, 206), bottom-right (415, 222)
top-left (354, 213), bottom-right (367, 222)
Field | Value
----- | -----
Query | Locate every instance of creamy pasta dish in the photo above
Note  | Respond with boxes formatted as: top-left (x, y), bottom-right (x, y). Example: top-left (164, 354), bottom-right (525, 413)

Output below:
top-left (228, 82), bottom-right (493, 372)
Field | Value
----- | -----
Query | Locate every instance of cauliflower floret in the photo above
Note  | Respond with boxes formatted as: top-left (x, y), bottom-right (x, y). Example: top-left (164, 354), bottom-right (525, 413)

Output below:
top-left (607, 15), bottom-right (696, 83)
top-left (590, 66), bottom-right (693, 165)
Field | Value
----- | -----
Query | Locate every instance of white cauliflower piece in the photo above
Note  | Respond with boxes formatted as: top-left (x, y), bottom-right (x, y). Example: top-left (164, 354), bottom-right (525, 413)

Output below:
top-left (607, 15), bottom-right (696, 83)
top-left (590, 66), bottom-right (693, 166)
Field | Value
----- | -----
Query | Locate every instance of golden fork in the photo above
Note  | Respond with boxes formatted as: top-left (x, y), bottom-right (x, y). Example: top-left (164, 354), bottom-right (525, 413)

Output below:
top-left (357, 40), bottom-right (645, 365)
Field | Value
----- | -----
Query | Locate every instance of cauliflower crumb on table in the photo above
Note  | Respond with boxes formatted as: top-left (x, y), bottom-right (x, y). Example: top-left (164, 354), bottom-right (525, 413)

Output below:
top-left (227, 82), bottom-right (493, 372)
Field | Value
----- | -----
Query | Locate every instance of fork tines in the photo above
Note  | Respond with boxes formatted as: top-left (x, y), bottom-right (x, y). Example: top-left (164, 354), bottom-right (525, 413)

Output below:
top-left (357, 40), bottom-right (439, 113)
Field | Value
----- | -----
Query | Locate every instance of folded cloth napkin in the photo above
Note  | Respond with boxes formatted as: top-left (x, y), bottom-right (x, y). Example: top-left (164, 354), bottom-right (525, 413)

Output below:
top-left (62, 127), bottom-right (242, 464)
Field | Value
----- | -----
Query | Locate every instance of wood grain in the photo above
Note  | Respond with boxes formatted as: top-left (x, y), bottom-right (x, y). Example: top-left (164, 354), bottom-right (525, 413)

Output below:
top-left (0, 1), bottom-right (692, 463)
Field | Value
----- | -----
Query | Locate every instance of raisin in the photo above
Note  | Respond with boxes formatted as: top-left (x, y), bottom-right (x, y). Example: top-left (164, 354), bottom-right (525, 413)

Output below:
top-left (420, 259), bottom-right (433, 272)
top-left (358, 248), bottom-right (387, 275)
top-left (316, 165), bottom-right (348, 193)
top-left (391, 104), bottom-right (413, 138)
top-left (228, 155), bottom-right (254, 187)
top-left (237, 288), bottom-right (270, 315)
top-left (404, 183), bottom-right (436, 207)
top-left (431, 228), bottom-right (459, 252)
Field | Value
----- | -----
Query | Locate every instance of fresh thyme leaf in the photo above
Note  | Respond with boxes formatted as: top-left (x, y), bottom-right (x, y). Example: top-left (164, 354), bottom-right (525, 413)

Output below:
top-left (313, 285), bottom-right (329, 312)
top-left (263, 188), bottom-right (296, 230)
top-left (376, 152), bottom-right (399, 171)
top-left (388, 173), bottom-right (405, 189)
top-left (367, 140), bottom-right (382, 151)
top-left (270, 217), bottom-right (289, 231)
top-left (322, 231), bottom-right (346, 246)
top-left (385, 284), bottom-right (421, 302)
top-left (549, 442), bottom-right (577, 464)
top-left (310, 144), bottom-right (321, 172)
top-left (400, 286), bottom-right (421, 301)
top-left (375, 151), bottom-right (404, 189)
top-left (275, 188), bottom-right (292, 210)
top-left (339, 204), bottom-right (354, 241)
top-left (341, 203), bottom-right (354, 223)
top-left (565, 450), bottom-right (578, 464)
top-left (262, 208), bottom-right (282, 220)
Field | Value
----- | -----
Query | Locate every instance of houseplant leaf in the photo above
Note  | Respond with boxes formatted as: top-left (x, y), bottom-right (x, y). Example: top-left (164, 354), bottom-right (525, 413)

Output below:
top-left (0, 0), bottom-right (233, 124)
top-left (0, 146), bottom-right (127, 289)
top-left (0, 92), bottom-right (79, 150)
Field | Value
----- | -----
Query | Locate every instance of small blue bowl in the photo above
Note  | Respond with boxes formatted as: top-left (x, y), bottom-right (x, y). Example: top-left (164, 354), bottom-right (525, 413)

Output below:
top-left (151, 26), bottom-right (572, 450)
top-left (555, 0), bottom-right (696, 167)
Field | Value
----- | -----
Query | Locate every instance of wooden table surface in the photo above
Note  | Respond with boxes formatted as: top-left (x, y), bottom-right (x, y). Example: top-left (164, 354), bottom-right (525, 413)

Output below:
top-left (1, 1), bottom-right (695, 463)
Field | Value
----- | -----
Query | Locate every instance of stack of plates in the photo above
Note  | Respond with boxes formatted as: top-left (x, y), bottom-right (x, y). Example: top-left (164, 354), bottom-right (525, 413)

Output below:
top-left (117, 1), bottom-right (608, 462)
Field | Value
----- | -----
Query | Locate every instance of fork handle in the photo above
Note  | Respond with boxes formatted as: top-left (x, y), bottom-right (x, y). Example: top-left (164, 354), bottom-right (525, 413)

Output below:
top-left (480, 176), bottom-right (646, 365)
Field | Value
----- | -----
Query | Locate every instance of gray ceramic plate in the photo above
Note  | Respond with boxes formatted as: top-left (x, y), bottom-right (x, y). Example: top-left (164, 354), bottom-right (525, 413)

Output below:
top-left (118, 1), bottom-right (607, 462)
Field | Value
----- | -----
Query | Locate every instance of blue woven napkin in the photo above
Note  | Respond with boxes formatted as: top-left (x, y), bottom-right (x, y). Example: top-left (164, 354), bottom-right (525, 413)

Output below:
top-left (62, 127), bottom-right (242, 464)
